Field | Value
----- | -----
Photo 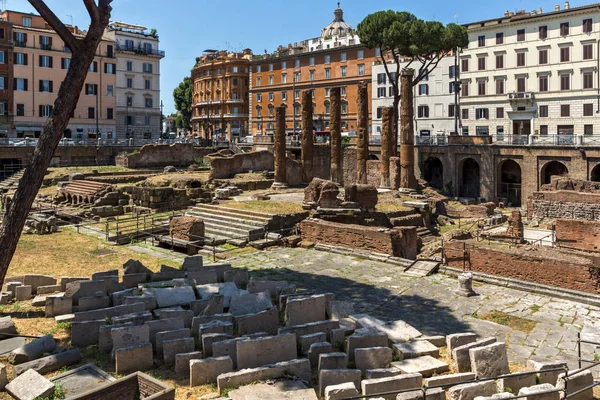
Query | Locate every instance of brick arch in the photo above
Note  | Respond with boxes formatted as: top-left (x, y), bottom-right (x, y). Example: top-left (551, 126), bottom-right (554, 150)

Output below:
top-left (592, 163), bottom-right (600, 182)
top-left (422, 156), bottom-right (444, 189)
top-left (497, 159), bottom-right (523, 206)
top-left (540, 160), bottom-right (569, 185)
top-left (458, 157), bottom-right (481, 198)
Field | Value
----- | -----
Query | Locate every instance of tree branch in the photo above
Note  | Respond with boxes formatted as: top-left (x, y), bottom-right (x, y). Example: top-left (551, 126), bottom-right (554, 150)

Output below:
top-left (28, 0), bottom-right (78, 51)
top-left (83, 0), bottom-right (100, 26)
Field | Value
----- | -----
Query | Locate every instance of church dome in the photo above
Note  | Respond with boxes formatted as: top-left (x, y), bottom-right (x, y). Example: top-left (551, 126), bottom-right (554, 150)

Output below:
top-left (320, 2), bottom-right (354, 38)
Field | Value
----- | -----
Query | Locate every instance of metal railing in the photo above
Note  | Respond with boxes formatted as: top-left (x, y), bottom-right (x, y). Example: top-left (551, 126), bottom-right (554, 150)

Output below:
top-left (415, 134), bottom-right (600, 147)
top-left (0, 138), bottom-right (205, 148)
top-left (116, 44), bottom-right (165, 57)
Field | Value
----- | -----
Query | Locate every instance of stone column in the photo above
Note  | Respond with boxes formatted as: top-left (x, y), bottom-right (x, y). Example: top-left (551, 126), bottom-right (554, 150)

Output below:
top-left (272, 106), bottom-right (288, 189)
top-left (301, 90), bottom-right (314, 183)
top-left (380, 106), bottom-right (394, 189)
top-left (356, 82), bottom-right (369, 184)
top-left (457, 272), bottom-right (476, 297)
top-left (400, 68), bottom-right (417, 189)
top-left (330, 87), bottom-right (342, 185)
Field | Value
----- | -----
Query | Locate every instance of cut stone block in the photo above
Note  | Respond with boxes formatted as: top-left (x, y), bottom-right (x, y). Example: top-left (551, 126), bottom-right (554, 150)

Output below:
top-left (224, 269), bottom-right (249, 287)
top-left (212, 337), bottom-right (248, 369)
top-left (236, 333), bottom-right (297, 369)
top-left (396, 388), bottom-right (445, 400)
top-left (110, 288), bottom-right (137, 306)
top-left (300, 332), bottom-right (326, 355)
top-left (347, 328), bottom-right (388, 361)
top-left (190, 356), bottom-right (233, 386)
top-left (497, 372), bottom-right (537, 394)
top-left (111, 324), bottom-right (150, 356)
top-left (73, 302), bottom-right (145, 322)
top-left (78, 294), bottom-right (110, 312)
top-left (6, 369), bottom-right (54, 400)
top-left (517, 383), bottom-right (560, 400)
top-left (416, 335), bottom-right (446, 348)
top-left (247, 278), bottom-right (288, 296)
top-left (71, 320), bottom-right (106, 347)
top-left (156, 328), bottom-right (190, 355)
top-left (181, 255), bottom-right (203, 271)
top-left (60, 277), bottom-right (88, 292)
top-left (65, 280), bottom-right (105, 304)
top-left (469, 342), bottom-right (509, 378)
top-left (361, 373), bottom-right (422, 400)
top-left (199, 320), bottom-right (233, 341)
top-left (37, 285), bottom-right (62, 295)
top-left (123, 295), bottom-right (157, 311)
top-left (9, 334), bottom-right (56, 365)
top-left (236, 307), bottom-right (279, 335)
top-left (111, 311), bottom-right (152, 326)
top-left (146, 317), bottom-right (185, 345)
top-left (474, 394), bottom-right (513, 400)
top-left (13, 348), bottom-right (81, 376)
top-left (453, 337), bottom-right (497, 373)
top-left (190, 299), bottom-right (211, 315)
top-left (425, 372), bottom-right (476, 387)
top-left (115, 343), bottom-right (153, 375)
top-left (15, 285), bottom-right (32, 301)
top-left (448, 381), bottom-right (496, 400)
top-left (319, 369), bottom-right (362, 397)
top-left (201, 295), bottom-right (224, 316)
top-left (556, 370), bottom-right (593, 400)
top-left (350, 314), bottom-right (421, 344)
top-left (45, 296), bottom-right (73, 318)
top-left (285, 294), bottom-right (327, 326)
top-left (391, 355), bottom-right (449, 377)
top-left (355, 346), bottom-right (393, 372)
top-left (163, 337), bottom-right (195, 366)
top-left (393, 340), bottom-right (439, 360)
top-left (187, 269), bottom-right (218, 285)
top-left (98, 323), bottom-right (131, 353)
top-left (0, 316), bottom-right (18, 337)
top-left (197, 282), bottom-right (247, 308)
top-left (0, 292), bottom-right (11, 305)
top-left (229, 291), bottom-right (272, 316)
top-left (23, 274), bottom-right (57, 295)
top-left (325, 382), bottom-right (359, 400)
top-left (526, 360), bottom-right (567, 386)
top-left (330, 328), bottom-right (345, 345)
top-left (328, 300), bottom-right (355, 320)
top-left (143, 286), bottom-right (196, 308)
top-left (191, 313), bottom-right (233, 336)
top-left (308, 342), bottom-right (333, 368)
top-left (159, 309), bottom-right (194, 328)
top-left (31, 295), bottom-right (48, 307)
top-left (319, 353), bottom-right (348, 372)
top-left (6, 282), bottom-right (21, 298)
top-left (447, 332), bottom-right (477, 355)
top-left (279, 320), bottom-right (340, 341)
top-left (0, 337), bottom-right (26, 356)
top-left (365, 368), bottom-right (403, 379)
top-left (217, 358), bottom-right (310, 392)
top-left (122, 273), bottom-right (148, 289)
top-left (175, 351), bottom-right (202, 377)
top-left (202, 333), bottom-right (231, 357)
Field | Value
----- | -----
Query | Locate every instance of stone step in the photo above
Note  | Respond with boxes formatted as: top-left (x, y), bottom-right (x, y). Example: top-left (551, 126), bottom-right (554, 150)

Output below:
top-left (193, 204), bottom-right (273, 221)
top-left (204, 225), bottom-right (265, 242)
top-left (187, 210), bottom-right (266, 229)
top-left (403, 260), bottom-right (440, 277)
top-left (204, 221), bottom-right (265, 238)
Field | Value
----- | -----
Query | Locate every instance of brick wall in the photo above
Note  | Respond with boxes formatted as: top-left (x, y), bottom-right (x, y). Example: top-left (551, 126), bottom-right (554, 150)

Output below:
top-left (116, 144), bottom-right (213, 168)
top-left (343, 147), bottom-right (400, 188)
top-left (556, 219), bottom-right (600, 252)
top-left (528, 191), bottom-right (600, 221)
top-left (301, 218), bottom-right (418, 259)
top-left (444, 240), bottom-right (599, 293)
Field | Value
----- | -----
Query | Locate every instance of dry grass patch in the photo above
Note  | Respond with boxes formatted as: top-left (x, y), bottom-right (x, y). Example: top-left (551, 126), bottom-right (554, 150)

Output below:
top-left (9, 229), bottom-right (168, 279)
top-left (143, 172), bottom-right (210, 187)
top-left (474, 310), bottom-right (536, 333)
top-left (221, 200), bottom-right (304, 215)
top-left (45, 166), bottom-right (134, 180)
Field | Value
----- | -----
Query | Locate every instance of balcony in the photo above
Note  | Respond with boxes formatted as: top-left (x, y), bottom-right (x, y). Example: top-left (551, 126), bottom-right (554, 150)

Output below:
top-left (507, 92), bottom-right (535, 105)
top-left (15, 41), bottom-right (26, 47)
top-left (40, 44), bottom-right (52, 51)
top-left (415, 134), bottom-right (600, 147)
top-left (116, 44), bottom-right (165, 57)
top-left (223, 113), bottom-right (249, 118)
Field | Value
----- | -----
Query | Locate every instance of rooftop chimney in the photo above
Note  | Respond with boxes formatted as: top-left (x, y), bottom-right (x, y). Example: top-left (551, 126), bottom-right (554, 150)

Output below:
top-left (555, 4), bottom-right (560, 11)
top-left (565, 1), bottom-right (570, 9)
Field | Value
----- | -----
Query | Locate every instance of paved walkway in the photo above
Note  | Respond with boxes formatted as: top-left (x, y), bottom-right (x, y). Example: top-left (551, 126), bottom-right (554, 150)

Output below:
top-left (229, 247), bottom-right (600, 370)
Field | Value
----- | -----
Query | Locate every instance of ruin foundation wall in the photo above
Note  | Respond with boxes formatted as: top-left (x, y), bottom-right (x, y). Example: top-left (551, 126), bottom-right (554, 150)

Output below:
top-left (116, 144), bottom-right (214, 168)
top-left (556, 219), bottom-right (600, 252)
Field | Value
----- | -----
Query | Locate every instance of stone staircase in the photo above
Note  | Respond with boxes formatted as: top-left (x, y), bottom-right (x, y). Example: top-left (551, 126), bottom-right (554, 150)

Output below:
top-left (0, 169), bottom-right (25, 191)
top-left (417, 226), bottom-right (437, 244)
top-left (186, 204), bottom-right (272, 246)
top-left (59, 180), bottom-right (110, 205)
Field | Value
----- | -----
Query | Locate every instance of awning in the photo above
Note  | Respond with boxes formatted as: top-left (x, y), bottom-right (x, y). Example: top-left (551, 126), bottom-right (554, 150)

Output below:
top-left (15, 126), bottom-right (42, 132)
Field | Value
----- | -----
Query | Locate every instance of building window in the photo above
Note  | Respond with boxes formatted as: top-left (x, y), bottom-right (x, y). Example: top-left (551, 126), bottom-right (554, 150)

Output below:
top-left (294, 59), bottom-right (300, 68)
top-left (281, 61), bottom-right (287, 69)
top-left (281, 91), bottom-right (287, 100)
top-left (516, 77), bottom-right (526, 92)
top-left (461, 59), bottom-right (468, 72)
top-left (357, 49), bottom-right (364, 60)
top-left (477, 35), bottom-right (485, 47)
top-left (88, 61), bottom-right (97, 72)
top-left (17, 104), bottom-right (25, 116)
top-left (377, 73), bottom-right (387, 84)
top-left (145, 98), bottom-right (153, 108)
top-left (449, 65), bottom-right (457, 78)
top-left (538, 76), bottom-right (548, 92)
top-left (309, 71), bottom-right (315, 81)
top-left (449, 82), bottom-right (458, 93)
top-left (0, 77), bottom-right (4, 90)
top-left (341, 86), bottom-right (347, 96)
top-left (0, 51), bottom-right (4, 64)
top-left (268, 92), bottom-right (274, 102)
top-left (126, 96), bottom-right (133, 107)
top-left (293, 90), bottom-right (299, 100)
top-left (281, 73), bottom-right (287, 84)
top-left (560, 22), bottom-right (569, 36)
top-left (268, 63), bottom-right (273, 71)
top-left (40, 35), bottom-right (52, 50)
top-left (478, 80), bottom-right (485, 95)
top-left (584, 124), bottom-right (594, 134)
top-left (476, 126), bottom-right (489, 136)
top-left (233, 66), bottom-right (238, 73)
top-left (560, 47), bottom-right (570, 62)
top-left (143, 63), bottom-right (153, 73)
top-left (496, 107), bottom-right (504, 118)
top-left (107, 85), bottom-right (113, 97)
top-left (448, 104), bottom-right (456, 117)
top-left (461, 81), bottom-right (469, 96)
top-left (497, 126), bottom-right (504, 135)
top-left (85, 83), bottom-right (97, 95)
top-left (475, 108), bottom-right (489, 119)
top-left (358, 64), bottom-right (365, 76)
top-left (377, 87), bottom-right (386, 98)
top-left (88, 107), bottom-right (95, 119)
top-left (105, 63), bottom-right (116, 74)
top-left (126, 61), bottom-right (133, 72)
top-left (256, 77), bottom-right (262, 86)
top-left (256, 93), bottom-right (262, 102)
top-left (325, 88), bottom-right (330, 97)
top-left (107, 108), bottom-right (114, 120)
top-left (496, 54), bottom-right (503, 69)
top-left (341, 66), bottom-right (347, 78)
top-left (294, 72), bottom-right (300, 82)
top-left (145, 79), bottom-right (151, 90)
top-left (40, 55), bottom-right (52, 68)
top-left (39, 105), bottom-right (52, 117)
top-left (561, 104), bottom-right (570, 117)
top-left (145, 116), bottom-right (151, 125)
top-left (324, 55), bottom-right (331, 65)
top-left (15, 78), bottom-right (28, 91)
top-left (15, 53), bottom-right (27, 65)
top-left (539, 105), bottom-right (548, 117)
top-left (539, 49), bottom-right (548, 64)
top-left (22, 17), bottom-right (31, 27)
top-left (462, 109), bottom-right (469, 120)
top-left (15, 32), bottom-right (26, 46)
top-left (39, 80), bottom-right (52, 93)
top-left (309, 57), bottom-right (315, 66)
top-left (539, 125), bottom-right (548, 135)
top-left (496, 32), bottom-right (504, 44)
top-left (478, 57), bottom-right (485, 70)
top-left (560, 74), bottom-right (570, 90)
top-left (516, 52), bottom-right (525, 67)
top-left (126, 78), bottom-right (133, 88)
top-left (419, 84), bottom-right (429, 95)
top-left (539, 25), bottom-right (548, 39)
top-left (584, 103), bottom-right (594, 116)
top-left (340, 52), bottom-right (347, 62)
top-left (417, 105), bottom-right (429, 118)
top-left (495, 79), bottom-right (504, 94)
top-left (583, 18), bottom-right (593, 33)
top-left (325, 68), bottom-right (331, 79)
top-left (584, 72), bottom-right (594, 89)
top-left (61, 58), bottom-right (71, 69)
top-left (517, 29), bottom-right (525, 41)
top-left (268, 75), bottom-right (274, 85)
top-left (583, 44), bottom-right (593, 60)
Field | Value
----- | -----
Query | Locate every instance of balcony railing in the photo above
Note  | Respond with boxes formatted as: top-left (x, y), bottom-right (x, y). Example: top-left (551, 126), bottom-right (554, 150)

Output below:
top-left (15, 41), bottom-right (26, 47)
top-left (415, 134), bottom-right (600, 147)
top-left (116, 44), bottom-right (165, 57)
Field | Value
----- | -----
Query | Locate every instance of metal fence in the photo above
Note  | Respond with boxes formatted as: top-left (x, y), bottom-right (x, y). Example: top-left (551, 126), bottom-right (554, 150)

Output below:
top-left (415, 134), bottom-right (600, 147)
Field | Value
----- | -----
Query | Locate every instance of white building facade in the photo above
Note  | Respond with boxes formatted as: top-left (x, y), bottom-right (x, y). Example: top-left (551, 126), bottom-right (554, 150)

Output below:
top-left (104, 22), bottom-right (164, 141)
top-left (460, 3), bottom-right (600, 142)
top-left (372, 56), bottom-right (458, 137)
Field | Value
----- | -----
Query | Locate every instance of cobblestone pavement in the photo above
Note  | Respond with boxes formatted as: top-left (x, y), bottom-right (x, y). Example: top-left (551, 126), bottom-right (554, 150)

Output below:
top-left (230, 247), bottom-right (600, 371)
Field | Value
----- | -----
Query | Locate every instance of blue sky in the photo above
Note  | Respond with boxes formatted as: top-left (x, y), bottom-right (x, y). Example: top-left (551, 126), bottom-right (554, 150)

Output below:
top-left (9, 0), bottom-right (570, 113)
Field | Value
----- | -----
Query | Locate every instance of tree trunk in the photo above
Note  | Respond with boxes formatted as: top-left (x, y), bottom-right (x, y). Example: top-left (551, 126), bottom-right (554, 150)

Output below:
top-left (271, 106), bottom-right (287, 189)
top-left (0, 1), bottom-right (111, 288)
top-left (380, 107), bottom-right (394, 189)
top-left (400, 69), bottom-right (417, 189)
top-left (356, 82), bottom-right (369, 184)
top-left (301, 90), bottom-right (313, 183)
top-left (329, 87), bottom-right (342, 185)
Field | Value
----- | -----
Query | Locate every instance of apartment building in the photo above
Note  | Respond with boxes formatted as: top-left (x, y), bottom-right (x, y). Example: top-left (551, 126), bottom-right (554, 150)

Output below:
top-left (372, 56), bottom-right (458, 137)
top-left (191, 49), bottom-right (252, 141)
top-left (2, 10), bottom-right (117, 141)
top-left (460, 2), bottom-right (600, 139)
top-left (249, 4), bottom-right (376, 135)
top-left (0, 18), bottom-right (13, 138)
top-left (104, 22), bottom-right (164, 141)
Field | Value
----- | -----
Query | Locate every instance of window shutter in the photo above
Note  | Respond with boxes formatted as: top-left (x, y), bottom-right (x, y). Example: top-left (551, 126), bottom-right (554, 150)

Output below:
top-left (49, 56), bottom-right (53, 68)
top-left (39, 36), bottom-right (42, 45)
top-left (39, 80), bottom-right (43, 92)
top-left (113, 64), bottom-right (116, 75)
top-left (3, 102), bottom-right (7, 116)
top-left (39, 55), bottom-right (42, 66)
top-left (24, 54), bottom-right (28, 66)
top-left (49, 37), bottom-right (53, 46)
top-left (24, 79), bottom-right (28, 91)
top-left (49, 81), bottom-right (53, 93)
top-left (39, 105), bottom-right (42, 117)
top-left (13, 78), bottom-right (16, 89)
top-left (23, 33), bottom-right (27, 43)
top-left (12, 32), bottom-right (16, 41)
top-left (49, 106), bottom-right (53, 114)
top-left (104, 63), bottom-right (107, 73)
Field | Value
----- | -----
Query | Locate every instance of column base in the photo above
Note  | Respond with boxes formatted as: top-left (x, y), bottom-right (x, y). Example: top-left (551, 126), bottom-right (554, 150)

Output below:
top-left (271, 182), bottom-right (289, 190)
